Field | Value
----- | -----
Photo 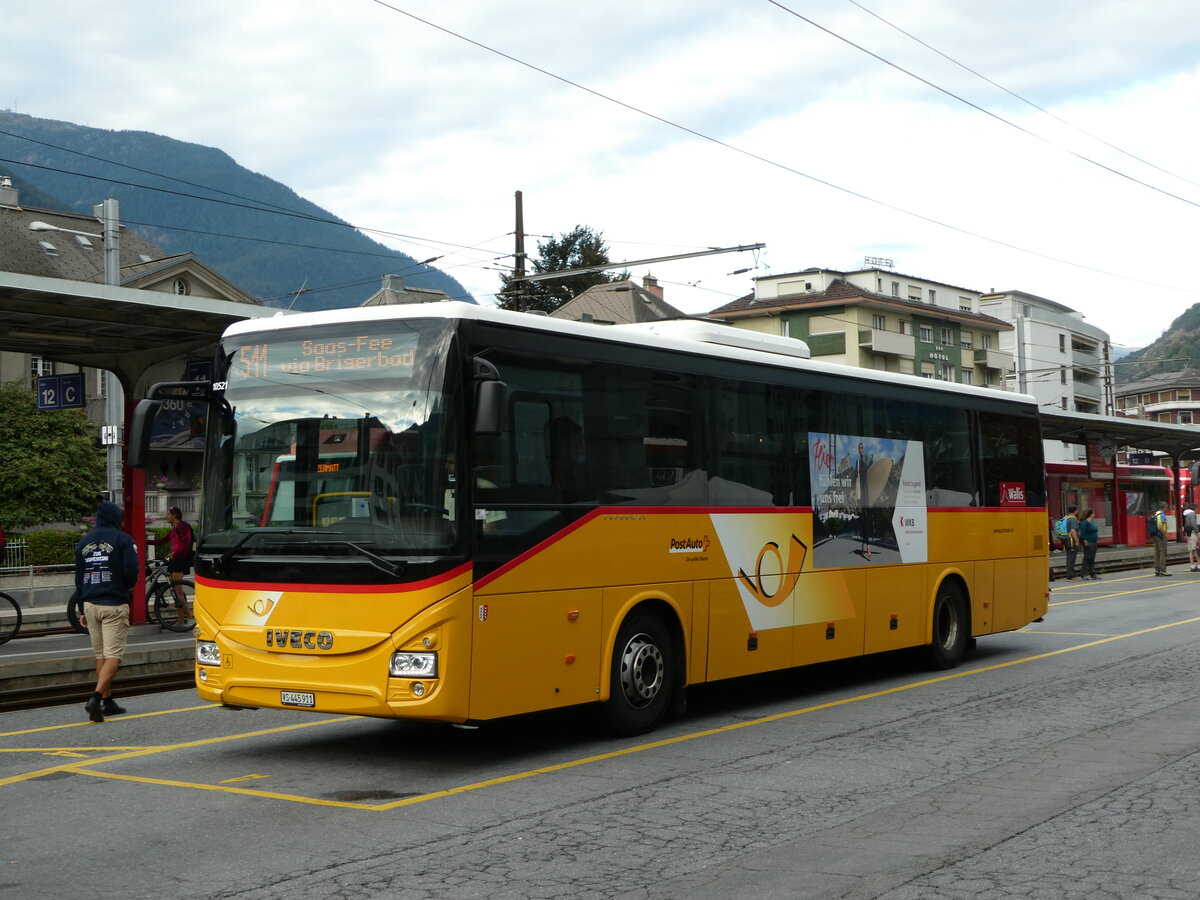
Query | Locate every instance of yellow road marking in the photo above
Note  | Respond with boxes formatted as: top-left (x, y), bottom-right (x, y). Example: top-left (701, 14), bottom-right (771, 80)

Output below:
top-left (0, 716), bottom-right (353, 789)
top-left (6, 614), bottom-right (1200, 811)
top-left (1020, 631), bottom-right (1118, 637)
top-left (0, 747), bottom-right (151, 754)
top-left (0, 704), bottom-right (217, 738)
top-left (1050, 582), bottom-right (1177, 607)
top-left (81, 769), bottom-right (366, 808)
top-left (220, 774), bottom-right (271, 783)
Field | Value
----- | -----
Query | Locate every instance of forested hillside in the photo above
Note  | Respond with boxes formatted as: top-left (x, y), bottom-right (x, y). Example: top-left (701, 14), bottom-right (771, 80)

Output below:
top-left (0, 111), bottom-right (472, 309)
top-left (1116, 304), bottom-right (1200, 383)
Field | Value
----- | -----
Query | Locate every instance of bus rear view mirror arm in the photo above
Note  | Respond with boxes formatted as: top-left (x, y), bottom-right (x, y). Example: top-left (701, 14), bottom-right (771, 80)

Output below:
top-left (127, 381), bottom-right (213, 469)
top-left (472, 357), bottom-right (506, 436)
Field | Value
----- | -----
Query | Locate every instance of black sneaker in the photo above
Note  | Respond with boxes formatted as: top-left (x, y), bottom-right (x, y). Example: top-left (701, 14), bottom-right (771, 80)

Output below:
top-left (102, 699), bottom-right (126, 716)
top-left (84, 695), bottom-right (104, 723)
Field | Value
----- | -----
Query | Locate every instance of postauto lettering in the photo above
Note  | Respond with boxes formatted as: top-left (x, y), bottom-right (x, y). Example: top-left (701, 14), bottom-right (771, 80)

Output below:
top-left (266, 628), bottom-right (334, 650)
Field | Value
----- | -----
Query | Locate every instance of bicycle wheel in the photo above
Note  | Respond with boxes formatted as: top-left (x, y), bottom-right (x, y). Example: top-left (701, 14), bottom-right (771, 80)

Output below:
top-left (0, 592), bottom-right (22, 645)
top-left (143, 581), bottom-right (163, 626)
top-left (154, 579), bottom-right (195, 633)
top-left (66, 591), bottom-right (88, 634)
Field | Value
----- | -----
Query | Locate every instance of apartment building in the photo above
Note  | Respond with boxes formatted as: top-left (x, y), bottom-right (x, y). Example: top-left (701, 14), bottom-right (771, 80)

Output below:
top-left (708, 266), bottom-right (1014, 387)
top-left (979, 290), bottom-right (1113, 463)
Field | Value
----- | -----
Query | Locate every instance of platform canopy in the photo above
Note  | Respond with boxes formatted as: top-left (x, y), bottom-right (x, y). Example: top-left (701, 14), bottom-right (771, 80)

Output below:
top-left (1039, 408), bottom-right (1200, 464)
top-left (0, 270), bottom-right (278, 392)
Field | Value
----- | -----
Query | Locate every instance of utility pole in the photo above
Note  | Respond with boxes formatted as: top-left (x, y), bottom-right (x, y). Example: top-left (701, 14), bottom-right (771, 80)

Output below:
top-left (96, 198), bottom-right (124, 503)
top-left (513, 190), bottom-right (527, 312)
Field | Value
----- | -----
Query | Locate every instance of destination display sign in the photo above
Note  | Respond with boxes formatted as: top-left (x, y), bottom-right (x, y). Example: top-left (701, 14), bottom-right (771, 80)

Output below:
top-left (232, 332), bottom-right (419, 383)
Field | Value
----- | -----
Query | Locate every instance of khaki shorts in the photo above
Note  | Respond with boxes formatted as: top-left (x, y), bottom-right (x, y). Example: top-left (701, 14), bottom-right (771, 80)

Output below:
top-left (84, 602), bottom-right (130, 660)
top-left (1188, 532), bottom-right (1198, 552)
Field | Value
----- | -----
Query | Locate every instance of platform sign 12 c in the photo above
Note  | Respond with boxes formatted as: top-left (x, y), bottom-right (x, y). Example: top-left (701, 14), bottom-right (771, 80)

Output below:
top-left (37, 373), bottom-right (85, 410)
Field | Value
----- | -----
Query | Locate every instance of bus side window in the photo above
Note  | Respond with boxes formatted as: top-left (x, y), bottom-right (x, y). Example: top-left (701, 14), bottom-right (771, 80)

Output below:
top-left (978, 410), bottom-right (1045, 507)
top-left (923, 404), bottom-right (977, 507)
top-left (712, 378), bottom-right (790, 506)
top-left (512, 399), bottom-right (553, 488)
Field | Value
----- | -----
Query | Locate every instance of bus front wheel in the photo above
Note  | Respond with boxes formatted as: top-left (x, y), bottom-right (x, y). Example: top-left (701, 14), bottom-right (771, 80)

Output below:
top-left (603, 612), bottom-right (674, 736)
top-left (926, 580), bottom-right (968, 669)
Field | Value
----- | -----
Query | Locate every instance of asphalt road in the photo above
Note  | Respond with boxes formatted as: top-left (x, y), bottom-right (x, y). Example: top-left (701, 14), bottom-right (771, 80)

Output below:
top-left (2, 567), bottom-right (1199, 899)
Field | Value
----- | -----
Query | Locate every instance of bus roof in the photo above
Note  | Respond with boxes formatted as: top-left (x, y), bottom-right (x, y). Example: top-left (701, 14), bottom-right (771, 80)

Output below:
top-left (224, 301), bottom-right (1037, 408)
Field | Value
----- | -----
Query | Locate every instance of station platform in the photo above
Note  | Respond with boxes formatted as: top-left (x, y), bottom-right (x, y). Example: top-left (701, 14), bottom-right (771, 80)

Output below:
top-left (0, 571), bottom-right (194, 699)
top-left (0, 541), bottom-right (1193, 702)
top-left (1047, 540), bottom-right (1194, 580)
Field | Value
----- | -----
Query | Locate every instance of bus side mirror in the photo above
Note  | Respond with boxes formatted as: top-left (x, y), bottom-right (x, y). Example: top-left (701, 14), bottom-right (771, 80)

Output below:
top-left (472, 358), bottom-right (506, 436)
top-left (474, 380), bottom-right (506, 436)
top-left (127, 398), bottom-right (162, 468)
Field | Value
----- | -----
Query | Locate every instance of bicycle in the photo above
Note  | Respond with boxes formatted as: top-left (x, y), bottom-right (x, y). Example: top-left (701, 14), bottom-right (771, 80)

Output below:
top-left (0, 590), bottom-right (21, 645)
top-left (66, 558), bottom-right (194, 634)
top-left (151, 560), bottom-right (195, 633)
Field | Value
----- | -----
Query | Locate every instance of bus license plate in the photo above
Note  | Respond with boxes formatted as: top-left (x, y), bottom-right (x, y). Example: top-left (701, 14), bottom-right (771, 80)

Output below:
top-left (280, 691), bottom-right (315, 708)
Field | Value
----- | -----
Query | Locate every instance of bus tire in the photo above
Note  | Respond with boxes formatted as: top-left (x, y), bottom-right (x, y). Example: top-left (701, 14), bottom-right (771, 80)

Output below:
top-left (925, 580), bottom-right (968, 670)
top-left (603, 611), bottom-right (674, 736)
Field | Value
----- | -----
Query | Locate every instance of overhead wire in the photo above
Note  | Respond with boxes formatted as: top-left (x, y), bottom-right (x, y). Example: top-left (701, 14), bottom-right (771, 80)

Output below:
top-left (844, 0), bottom-right (1200, 195)
top-left (766, 0), bottom-right (1200, 210)
top-left (0, 126), bottom-right (506, 258)
top-left (6, 6), bottom-right (1198, 314)
top-left (363, 0), bottom-right (1200, 302)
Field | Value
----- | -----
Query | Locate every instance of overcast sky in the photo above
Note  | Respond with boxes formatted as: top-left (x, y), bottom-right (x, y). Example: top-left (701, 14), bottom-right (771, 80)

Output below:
top-left (5, 1), bottom-right (1200, 347)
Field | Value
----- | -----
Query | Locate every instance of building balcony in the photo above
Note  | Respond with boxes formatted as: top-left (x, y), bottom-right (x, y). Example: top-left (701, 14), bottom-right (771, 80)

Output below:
top-left (1071, 347), bottom-right (1102, 374)
top-left (1073, 380), bottom-right (1102, 403)
top-left (974, 347), bottom-right (1012, 370)
top-left (144, 490), bottom-right (200, 523)
top-left (858, 328), bottom-right (914, 357)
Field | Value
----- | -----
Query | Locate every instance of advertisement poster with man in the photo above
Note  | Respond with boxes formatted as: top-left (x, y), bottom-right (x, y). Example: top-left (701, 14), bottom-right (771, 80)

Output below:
top-left (808, 433), bottom-right (928, 567)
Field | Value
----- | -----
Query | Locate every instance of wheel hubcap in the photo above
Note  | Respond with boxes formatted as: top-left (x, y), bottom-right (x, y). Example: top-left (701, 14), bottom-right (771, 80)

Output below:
top-left (618, 632), bottom-right (664, 708)
top-left (938, 599), bottom-right (960, 649)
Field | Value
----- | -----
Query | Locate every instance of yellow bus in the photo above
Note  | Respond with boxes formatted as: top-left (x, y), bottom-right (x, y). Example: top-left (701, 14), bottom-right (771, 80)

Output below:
top-left (132, 302), bottom-right (1048, 734)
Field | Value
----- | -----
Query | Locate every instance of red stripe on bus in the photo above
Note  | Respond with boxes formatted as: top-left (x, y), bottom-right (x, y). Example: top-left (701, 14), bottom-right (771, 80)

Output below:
top-left (195, 561), bottom-right (473, 594)
top-left (474, 506), bottom-right (815, 590)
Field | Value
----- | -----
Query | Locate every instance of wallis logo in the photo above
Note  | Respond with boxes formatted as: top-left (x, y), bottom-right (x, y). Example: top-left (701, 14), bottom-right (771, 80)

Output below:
top-left (737, 534), bottom-right (808, 608)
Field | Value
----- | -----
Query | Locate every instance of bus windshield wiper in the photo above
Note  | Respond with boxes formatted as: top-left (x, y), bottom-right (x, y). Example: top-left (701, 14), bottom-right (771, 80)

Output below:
top-left (338, 541), bottom-right (405, 579)
top-left (213, 527), bottom-right (329, 571)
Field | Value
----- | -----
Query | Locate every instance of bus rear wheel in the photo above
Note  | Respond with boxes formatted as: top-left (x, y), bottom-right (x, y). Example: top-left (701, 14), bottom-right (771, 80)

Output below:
top-left (926, 580), bottom-right (968, 669)
top-left (603, 612), bottom-right (674, 736)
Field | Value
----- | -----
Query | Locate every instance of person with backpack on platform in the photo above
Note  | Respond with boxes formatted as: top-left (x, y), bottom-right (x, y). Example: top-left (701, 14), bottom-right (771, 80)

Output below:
top-left (1148, 502), bottom-right (1170, 576)
top-left (1078, 509), bottom-right (1100, 580)
top-left (1058, 505), bottom-right (1081, 581)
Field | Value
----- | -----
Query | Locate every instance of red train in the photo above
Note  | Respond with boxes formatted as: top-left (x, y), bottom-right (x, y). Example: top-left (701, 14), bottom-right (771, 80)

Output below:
top-left (1045, 460), bottom-right (1191, 546)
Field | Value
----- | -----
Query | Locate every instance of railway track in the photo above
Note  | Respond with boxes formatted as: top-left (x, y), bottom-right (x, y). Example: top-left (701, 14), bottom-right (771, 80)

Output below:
top-left (0, 669), bottom-right (196, 714)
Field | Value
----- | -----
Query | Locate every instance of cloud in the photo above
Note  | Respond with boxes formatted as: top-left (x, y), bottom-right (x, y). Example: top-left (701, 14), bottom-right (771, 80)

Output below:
top-left (4, 0), bottom-right (1200, 345)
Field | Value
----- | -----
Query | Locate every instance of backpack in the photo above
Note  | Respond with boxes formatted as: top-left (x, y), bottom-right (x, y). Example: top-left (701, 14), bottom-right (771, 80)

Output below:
top-left (1055, 516), bottom-right (1071, 538)
top-left (1147, 513), bottom-right (1159, 539)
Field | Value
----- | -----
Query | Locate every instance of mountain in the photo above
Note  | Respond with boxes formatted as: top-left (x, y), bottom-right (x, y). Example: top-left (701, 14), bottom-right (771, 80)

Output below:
top-left (0, 111), bottom-right (473, 310)
top-left (1115, 304), bottom-right (1200, 384)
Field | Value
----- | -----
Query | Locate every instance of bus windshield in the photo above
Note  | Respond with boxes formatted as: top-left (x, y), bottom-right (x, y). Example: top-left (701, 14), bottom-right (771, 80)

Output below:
top-left (200, 318), bottom-right (461, 561)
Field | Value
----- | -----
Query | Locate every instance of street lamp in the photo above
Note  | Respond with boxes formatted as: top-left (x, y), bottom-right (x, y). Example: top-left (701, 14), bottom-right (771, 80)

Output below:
top-left (28, 199), bottom-right (124, 499)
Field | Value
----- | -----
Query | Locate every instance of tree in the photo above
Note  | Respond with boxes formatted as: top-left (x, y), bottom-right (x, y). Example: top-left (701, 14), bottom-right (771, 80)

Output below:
top-left (0, 381), bottom-right (105, 529)
top-left (497, 225), bottom-right (624, 313)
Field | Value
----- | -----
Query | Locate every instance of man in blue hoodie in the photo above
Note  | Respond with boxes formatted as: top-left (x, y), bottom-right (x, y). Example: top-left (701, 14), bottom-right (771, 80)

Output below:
top-left (74, 500), bottom-right (139, 722)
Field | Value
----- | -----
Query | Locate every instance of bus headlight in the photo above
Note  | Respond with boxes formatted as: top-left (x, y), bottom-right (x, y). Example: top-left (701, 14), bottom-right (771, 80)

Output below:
top-left (197, 641), bottom-right (221, 666)
top-left (389, 651), bottom-right (437, 678)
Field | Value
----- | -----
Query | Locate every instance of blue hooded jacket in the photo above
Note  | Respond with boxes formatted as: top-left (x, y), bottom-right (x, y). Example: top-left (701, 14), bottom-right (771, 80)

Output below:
top-left (74, 501), bottom-right (139, 606)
